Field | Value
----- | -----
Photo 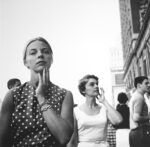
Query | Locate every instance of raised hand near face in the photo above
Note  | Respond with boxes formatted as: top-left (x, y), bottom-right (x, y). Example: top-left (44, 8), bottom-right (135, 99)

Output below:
top-left (36, 67), bottom-right (49, 97)
top-left (97, 87), bottom-right (105, 103)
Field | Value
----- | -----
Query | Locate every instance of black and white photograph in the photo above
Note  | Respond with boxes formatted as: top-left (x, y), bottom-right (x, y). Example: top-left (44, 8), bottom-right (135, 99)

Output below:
top-left (0, 0), bottom-right (150, 147)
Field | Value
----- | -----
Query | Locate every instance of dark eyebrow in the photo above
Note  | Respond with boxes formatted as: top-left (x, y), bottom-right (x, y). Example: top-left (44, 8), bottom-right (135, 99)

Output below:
top-left (90, 82), bottom-right (95, 84)
top-left (89, 81), bottom-right (98, 85)
top-left (29, 48), bottom-right (37, 51)
top-left (29, 48), bottom-right (48, 51)
top-left (42, 47), bottom-right (49, 50)
top-left (28, 49), bottom-right (37, 55)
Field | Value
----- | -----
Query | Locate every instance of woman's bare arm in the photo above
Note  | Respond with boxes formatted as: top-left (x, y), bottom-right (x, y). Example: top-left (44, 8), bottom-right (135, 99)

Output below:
top-left (40, 91), bottom-right (74, 145)
top-left (97, 88), bottom-right (122, 125)
top-left (36, 68), bottom-right (74, 145)
top-left (67, 116), bottom-right (78, 147)
top-left (0, 90), bottom-right (14, 147)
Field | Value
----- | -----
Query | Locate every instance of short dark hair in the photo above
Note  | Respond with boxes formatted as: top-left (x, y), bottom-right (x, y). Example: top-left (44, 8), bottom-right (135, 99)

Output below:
top-left (117, 92), bottom-right (128, 104)
top-left (134, 76), bottom-right (148, 88)
top-left (7, 78), bottom-right (21, 89)
top-left (78, 74), bottom-right (98, 96)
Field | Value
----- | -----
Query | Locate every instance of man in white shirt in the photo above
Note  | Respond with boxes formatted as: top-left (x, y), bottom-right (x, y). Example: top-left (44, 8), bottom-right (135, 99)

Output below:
top-left (144, 90), bottom-right (150, 113)
top-left (129, 76), bottom-right (150, 147)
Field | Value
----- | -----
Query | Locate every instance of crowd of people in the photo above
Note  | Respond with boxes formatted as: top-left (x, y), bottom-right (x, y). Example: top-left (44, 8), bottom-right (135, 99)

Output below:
top-left (0, 37), bottom-right (150, 147)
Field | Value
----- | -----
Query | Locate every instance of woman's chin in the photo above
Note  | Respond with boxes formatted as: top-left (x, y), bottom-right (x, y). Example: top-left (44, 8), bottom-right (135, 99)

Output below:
top-left (35, 67), bottom-right (45, 73)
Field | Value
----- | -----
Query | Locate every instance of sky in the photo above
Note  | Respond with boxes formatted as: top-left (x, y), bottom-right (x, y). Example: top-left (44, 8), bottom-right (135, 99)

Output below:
top-left (0, 0), bottom-right (122, 105)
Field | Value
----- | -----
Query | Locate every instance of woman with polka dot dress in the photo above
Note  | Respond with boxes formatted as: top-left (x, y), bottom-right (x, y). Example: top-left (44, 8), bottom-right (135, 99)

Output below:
top-left (0, 37), bottom-right (74, 147)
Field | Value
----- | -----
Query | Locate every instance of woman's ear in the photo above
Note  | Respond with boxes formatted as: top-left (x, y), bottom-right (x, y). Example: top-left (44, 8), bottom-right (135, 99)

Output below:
top-left (137, 83), bottom-right (141, 89)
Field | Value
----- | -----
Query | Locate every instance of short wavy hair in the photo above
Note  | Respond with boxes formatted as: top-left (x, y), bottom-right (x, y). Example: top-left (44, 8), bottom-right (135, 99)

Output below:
top-left (117, 92), bottom-right (128, 104)
top-left (134, 76), bottom-right (148, 88)
top-left (78, 74), bottom-right (98, 96)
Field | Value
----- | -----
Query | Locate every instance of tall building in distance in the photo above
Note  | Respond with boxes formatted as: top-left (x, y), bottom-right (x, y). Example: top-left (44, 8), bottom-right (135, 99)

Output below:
top-left (119, 0), bottom-right (150, 91)
top-left (110, 47), bottom-right (126, 107)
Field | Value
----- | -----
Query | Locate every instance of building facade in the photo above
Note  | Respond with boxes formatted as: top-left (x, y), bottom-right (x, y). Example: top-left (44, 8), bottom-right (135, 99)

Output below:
top-left (119, 0), bottom-right (150, 91)
top-left (110, 47), bottom-right (126, 107)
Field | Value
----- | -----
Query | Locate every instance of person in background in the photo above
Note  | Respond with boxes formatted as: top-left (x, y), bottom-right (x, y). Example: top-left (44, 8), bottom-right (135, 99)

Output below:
top-left (115, 92), bottom-right (129, 129)
top-left (7, 78), bottom-right (21, 90)
top-left (129, 76), bottom-right (150, 147)
top-left (0, 37), bottom-right (74, 147)
top-left (107, 92), bottom-right (130, 147)
top-left (68, 74), bottom-right (122, 147)
top-left (115, 92), bottom-right (130, 147)
top-left (0, 78), bottom-right (21, 111)
top-left (144, 89), bottom-right (150, 113)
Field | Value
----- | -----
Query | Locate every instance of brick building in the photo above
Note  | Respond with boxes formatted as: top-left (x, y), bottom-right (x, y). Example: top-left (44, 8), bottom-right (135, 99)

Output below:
top-left (119, 0), bottom-right (150, 91)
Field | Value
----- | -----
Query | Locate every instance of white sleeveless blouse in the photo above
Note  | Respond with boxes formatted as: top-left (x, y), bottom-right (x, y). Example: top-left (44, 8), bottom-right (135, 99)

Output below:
top-left (74, 105), bottom-right (110, 147)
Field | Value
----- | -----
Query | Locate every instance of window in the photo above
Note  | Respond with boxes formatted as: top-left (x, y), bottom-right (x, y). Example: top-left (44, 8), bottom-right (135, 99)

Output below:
top-left (143, 59), bottom-right (147, 76)
top-left (115, 74), bottom-right (124, 85)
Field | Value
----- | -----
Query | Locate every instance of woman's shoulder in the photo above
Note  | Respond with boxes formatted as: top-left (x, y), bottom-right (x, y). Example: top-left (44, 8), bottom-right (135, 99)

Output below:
top-left (74, 105), bottom-right (82, 113)
top-left (50, 82), bottom-right (67, 92)
top-left (11, 82), bottom-right (29, 95)
top-left (3, 84), bottom-right (25, 101)
top-left (3, 89), bottom-right (14, 100)
top-left (1, 89), bottom-right (15, 112)
top-left (74, 103), bottom-right (85, 111)
top-left (73, 105), bottom-right (83, 119)
top-left (50, 82), bottom-right (73, 97)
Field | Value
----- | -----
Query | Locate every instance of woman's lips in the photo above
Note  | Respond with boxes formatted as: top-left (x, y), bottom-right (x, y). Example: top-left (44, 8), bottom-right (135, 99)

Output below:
top-left (36, 61), bottom-right (46, 65)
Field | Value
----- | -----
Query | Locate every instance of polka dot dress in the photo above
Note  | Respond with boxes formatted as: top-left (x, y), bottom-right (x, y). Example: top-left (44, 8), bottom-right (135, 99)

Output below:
top-left (10, 82), bottom-right (67, 147)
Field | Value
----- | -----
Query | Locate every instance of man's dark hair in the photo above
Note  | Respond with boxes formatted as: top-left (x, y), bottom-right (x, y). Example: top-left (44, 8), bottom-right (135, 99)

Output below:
top-left (7, 78), bottom-right (21, 89)
top-left (134, 76), bottom-right (148, 88)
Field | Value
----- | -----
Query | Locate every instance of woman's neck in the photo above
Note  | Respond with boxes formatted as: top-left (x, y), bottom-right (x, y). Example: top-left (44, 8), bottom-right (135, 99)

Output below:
top-left (85, 96), bottom-right (97, 108)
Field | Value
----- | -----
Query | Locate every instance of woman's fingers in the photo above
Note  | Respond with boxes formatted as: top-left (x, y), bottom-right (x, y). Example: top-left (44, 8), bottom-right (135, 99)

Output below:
top-left (43, 68), bottom-right (46, 85)
top-left (38, 72), bottom-right (43, 86)
top-left (36, 68), bottom-right (49, 96)
top-left (46, 68), bottom-right (49, 83)
top-left (100, 87), bottom-right (105, 95)
top-left (42, 67), bottom-right (49, 85)
top-left (36, 72), bottom-right (43, 96)
top-left (45, 67), bottom-right (49, 85)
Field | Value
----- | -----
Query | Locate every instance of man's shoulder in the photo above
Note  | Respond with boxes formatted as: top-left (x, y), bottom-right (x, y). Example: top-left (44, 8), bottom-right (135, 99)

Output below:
top-left (130, 91), bottom-right (145, 105)
top-left (132, 91), bottom-right (144, 99)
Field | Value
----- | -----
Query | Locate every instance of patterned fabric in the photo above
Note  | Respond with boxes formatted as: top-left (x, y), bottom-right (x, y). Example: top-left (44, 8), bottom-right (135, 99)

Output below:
top-left (10, 82), bottom-right (67, 147)
top-left (107, 123), bottom-right (116, 147)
